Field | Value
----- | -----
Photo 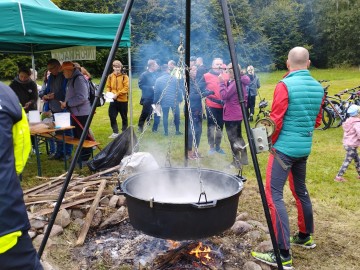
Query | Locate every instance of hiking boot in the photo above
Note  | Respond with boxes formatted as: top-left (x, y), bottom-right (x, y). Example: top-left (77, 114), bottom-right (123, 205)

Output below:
top-left (334, 176), bottom-right (346, 182)
top-left (251, 251), bottom-right (293, 270)
top-left (290, 233), bottom-right (316, 249)
top-left (108, 133), bottom-right (119, 139)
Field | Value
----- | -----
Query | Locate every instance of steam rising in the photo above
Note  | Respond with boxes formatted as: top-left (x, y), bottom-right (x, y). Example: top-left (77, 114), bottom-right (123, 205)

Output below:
top-left (122, 168), bottom-right (243, 204)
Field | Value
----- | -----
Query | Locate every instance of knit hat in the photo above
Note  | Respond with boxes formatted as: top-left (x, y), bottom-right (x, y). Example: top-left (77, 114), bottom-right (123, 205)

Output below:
top-left (60, 61), bottom-right (74, 71)
top-left (347, 104), bottom-right (360, 117)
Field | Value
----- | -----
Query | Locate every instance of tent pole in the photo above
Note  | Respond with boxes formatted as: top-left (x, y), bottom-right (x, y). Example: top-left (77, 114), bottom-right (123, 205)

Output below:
top-left (218, 0), bottom-right (283, 269)
top-left (128, 45), bottom-right (134, 152)
top-left (38, 0), bottom-right (135, 258)
top-left (184, 0), bottom-right (191, 166)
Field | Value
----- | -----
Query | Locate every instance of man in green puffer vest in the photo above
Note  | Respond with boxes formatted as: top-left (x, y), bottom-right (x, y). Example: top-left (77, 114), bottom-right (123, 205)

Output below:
top-left (251, 47), bottom-right (324, 270)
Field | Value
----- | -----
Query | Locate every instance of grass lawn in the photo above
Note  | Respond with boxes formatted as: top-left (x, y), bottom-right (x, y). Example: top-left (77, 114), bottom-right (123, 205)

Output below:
top-left (19, 68), bottom-right (360, 269)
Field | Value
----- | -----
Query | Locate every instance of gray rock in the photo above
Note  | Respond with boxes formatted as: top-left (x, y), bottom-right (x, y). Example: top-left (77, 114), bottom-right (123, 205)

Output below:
top-left (30, 219), bottom-right (46, 229)
top-left (230, 220), bottom-right (253, 235)
top-left (44, 224), bottom-right (63, 237)
top-left (243, 261), bottom-right (262, 270)
top-left (247, 230), bottom-right (262, 242)
top-left (28, 230), bottom-right (37, 239)
top-left (74, 218), bottom-right (85, 227)
top-left (99, 197), bottom-right (110, 206)
top-left (99, 206), bottom-right (127, 228)
top-left (90, 209), bottom-right (103, 227)
top-left (236, 212), bottom-right (249, 221)
top-left (117, 195), bottom-right (127, 207)
top-left (71, 209), bottom-right (85, 219)
top-left (108, 195), bottom-right (119, 208)
top-left (255, 240), bottom-right (273, 252)
top-left (54, 209), bottom-right (71, 228)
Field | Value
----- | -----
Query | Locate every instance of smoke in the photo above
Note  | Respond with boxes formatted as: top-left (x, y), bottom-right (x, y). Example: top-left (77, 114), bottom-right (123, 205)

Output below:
top-left (122, 168), bottom-right (243, 204)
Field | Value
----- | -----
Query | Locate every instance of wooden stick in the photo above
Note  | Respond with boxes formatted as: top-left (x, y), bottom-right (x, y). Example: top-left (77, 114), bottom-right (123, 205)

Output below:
top-left (23, 172), bottom-right (68, 195)
top-left (81, 165), bottom-right (121, 181)
top-left (33, 197), bottom-right (95, 216)
top-left (75, 179), bottom-right (107, 246)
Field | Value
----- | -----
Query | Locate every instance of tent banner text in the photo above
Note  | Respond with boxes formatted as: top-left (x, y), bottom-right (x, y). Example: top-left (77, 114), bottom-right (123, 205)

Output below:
top-left (51, 46), bottom-right (96, 61)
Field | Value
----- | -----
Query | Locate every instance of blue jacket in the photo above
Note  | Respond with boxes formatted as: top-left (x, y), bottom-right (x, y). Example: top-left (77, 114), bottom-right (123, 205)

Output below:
top-left (0, 82), bottom-right (30, 237)
top-left (274, 70), bottom-right (323, 157)
top-left (154, 73), bottom-right (183, 108)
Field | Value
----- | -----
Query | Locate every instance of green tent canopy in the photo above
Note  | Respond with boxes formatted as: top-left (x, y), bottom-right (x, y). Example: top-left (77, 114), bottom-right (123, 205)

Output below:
top-left (0, 0), bottom-right (131, 53)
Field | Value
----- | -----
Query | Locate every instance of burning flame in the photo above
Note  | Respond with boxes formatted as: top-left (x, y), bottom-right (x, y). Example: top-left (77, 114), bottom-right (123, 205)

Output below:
top-left (189, 242), bottom-right (212, 264)
top-left (167, 240), bottom-right (181, 249)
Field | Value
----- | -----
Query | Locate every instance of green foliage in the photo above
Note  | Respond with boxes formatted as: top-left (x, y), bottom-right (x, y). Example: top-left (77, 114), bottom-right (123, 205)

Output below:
top-left (2, 0), bottom-right (360, 78)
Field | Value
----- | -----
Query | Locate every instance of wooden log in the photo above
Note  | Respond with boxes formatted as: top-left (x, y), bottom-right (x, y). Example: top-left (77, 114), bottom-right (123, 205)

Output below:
top-left (33, 197), bottom-right (95, 216)
top-left (75, 179), bottom-right (107, 246)
top-left (23, 172), bottom-right (68, 195)
top-left (81, 165), bottom-right (121, 181)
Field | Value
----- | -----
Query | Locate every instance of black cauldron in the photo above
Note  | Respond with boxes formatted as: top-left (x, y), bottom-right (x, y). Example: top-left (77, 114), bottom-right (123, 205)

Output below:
top-left (117, 167), bottom-right (244, 240)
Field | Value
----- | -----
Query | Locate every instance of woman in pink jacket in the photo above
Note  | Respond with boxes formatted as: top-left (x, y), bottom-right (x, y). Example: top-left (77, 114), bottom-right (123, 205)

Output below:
top-left (219, 63), bottom-right (250, 168)
top-left (335, 104), bottom-right (360, 182)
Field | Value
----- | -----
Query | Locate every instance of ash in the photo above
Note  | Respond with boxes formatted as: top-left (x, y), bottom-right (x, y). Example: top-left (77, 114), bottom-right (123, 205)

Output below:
top-left (74, 221), bottom-right (177, 268)
top-left (73, 221), bottom-right (224, 269)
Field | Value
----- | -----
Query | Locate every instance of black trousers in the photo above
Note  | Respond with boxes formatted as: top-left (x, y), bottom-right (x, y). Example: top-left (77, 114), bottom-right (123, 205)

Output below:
top-left (138, 99), bottom-right (153, 129)
top-left (0, 231), bottom-right (43, 270)
top-left (108, 100), bottom-right (128, 133)
top-left (71, 115), bottom-right (92, 161)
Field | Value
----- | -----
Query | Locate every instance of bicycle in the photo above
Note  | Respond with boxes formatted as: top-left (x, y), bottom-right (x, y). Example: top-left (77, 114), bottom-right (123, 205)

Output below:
top-left (254, 98), bottom-right (270, 122)
top-left (317, 81), bottom-right (360, 130)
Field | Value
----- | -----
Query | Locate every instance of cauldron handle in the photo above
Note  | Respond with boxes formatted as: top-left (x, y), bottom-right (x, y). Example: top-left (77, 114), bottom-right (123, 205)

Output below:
top-left (191, 200), bottom-right (217, 209)
top-left (113, 185), bottom-right (125, 196)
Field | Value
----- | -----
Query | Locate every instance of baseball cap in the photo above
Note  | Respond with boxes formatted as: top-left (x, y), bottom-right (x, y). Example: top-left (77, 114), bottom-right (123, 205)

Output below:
top-left (61, 61), bottom-right (75, 71)
top-left (347, 104), bottom-right (360, 117)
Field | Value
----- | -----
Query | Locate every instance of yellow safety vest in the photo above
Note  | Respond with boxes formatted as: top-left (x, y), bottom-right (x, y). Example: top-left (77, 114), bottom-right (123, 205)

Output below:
top-left (0, 231), bottom-right (22, 253)
top-left (12, 107), bottom-right (31, 175)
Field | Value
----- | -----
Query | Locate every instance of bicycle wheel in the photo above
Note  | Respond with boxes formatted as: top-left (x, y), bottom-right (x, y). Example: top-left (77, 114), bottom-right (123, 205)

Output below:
top-left (316, 107), bottom-right (333, 130)
top-left (326, 100), bottom-right (342, 127)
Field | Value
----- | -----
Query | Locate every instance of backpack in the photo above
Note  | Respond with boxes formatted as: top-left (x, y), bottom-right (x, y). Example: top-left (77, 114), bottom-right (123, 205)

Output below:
top-left (72, 74), bottom-right (105, 107)
top-left (88, 79), bottom-right (105, 107)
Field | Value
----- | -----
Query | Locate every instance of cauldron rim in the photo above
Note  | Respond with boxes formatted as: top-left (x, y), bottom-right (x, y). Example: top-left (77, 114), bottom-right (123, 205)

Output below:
top-left (121, 167), bottom-right (243, 204)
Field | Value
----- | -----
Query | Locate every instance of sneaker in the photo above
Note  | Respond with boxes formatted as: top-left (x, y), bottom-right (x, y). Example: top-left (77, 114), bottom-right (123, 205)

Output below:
top-left (61, 155), bottom-right (72, 161)
top-left (251, 251), bottom-right (293, 270)
top-left (137, 127), bottom-right (143, 133)
top-left (334, 176), bottom-right (346, 182)
top-left (48, 153), bottom-right (57, 160)
top-left (216, 148), bottom-right (226, 154)
top-left (208, 148), bottom-right (216, 155)
top-left (175, 131), bottom-right (183, 135)
top-left (108, 133), bottom-right (119, 139)
top-left (290, 233), bottom-right (316, 249)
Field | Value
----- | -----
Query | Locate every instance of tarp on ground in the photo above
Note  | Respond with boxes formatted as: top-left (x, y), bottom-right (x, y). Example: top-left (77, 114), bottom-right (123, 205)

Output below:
top-left (0, 0), bottom-right (131, 54)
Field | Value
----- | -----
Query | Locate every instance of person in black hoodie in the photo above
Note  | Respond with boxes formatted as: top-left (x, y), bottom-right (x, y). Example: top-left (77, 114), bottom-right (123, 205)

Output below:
top-left (9, 66), bottom-right (38, 113)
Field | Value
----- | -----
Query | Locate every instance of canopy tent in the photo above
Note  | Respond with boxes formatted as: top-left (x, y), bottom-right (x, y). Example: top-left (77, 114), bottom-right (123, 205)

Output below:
top-left (0, 0), bottom-right (131, 54)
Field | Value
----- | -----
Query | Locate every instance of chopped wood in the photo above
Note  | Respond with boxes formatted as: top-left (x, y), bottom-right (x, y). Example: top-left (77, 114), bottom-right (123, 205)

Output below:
top-left (76, 179), bottom-right (107, 246)
top-left (23, 172), bottom-right (68, 195)
top-left (33, 197), bottom-right (96, 217)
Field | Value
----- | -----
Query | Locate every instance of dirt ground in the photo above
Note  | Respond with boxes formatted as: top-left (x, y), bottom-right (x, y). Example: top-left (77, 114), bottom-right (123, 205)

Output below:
top-left (43, 179), bottom-right (360, 270)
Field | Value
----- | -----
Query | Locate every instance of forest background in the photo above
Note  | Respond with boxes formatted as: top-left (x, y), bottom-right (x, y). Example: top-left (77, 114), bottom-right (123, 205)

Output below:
top-left (1, 0), bottom-right (360, 79)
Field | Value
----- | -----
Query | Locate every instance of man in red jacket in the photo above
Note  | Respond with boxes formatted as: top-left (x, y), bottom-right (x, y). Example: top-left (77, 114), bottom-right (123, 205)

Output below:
top-left (200, 58), bottom-right (228, 155)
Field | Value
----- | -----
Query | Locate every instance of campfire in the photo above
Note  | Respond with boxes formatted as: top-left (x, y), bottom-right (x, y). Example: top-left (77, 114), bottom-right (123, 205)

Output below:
top-left (151, 241), bottom-right (223, 270)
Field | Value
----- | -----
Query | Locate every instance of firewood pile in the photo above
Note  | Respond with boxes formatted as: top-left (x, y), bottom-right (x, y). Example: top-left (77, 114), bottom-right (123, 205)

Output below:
top-left (24, 165), bottom-right (126, 246)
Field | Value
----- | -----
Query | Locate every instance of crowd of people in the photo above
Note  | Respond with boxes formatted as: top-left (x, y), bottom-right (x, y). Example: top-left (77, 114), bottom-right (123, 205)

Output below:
top-left (2, 46), bottom-right (331, 269)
